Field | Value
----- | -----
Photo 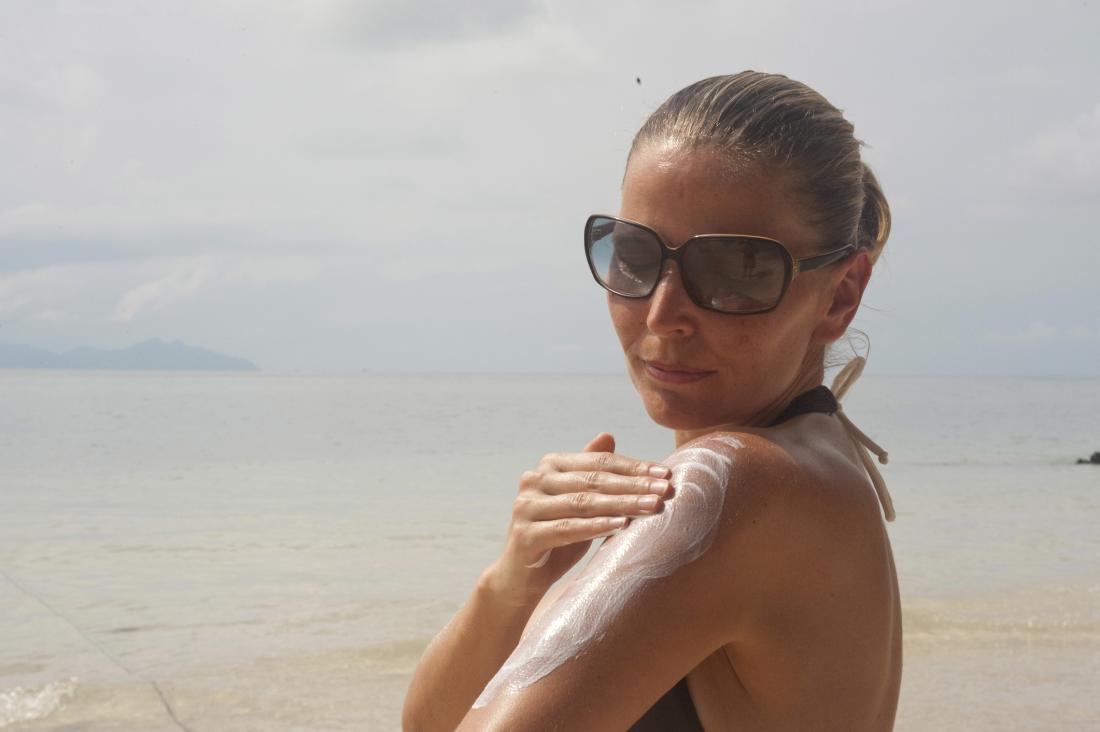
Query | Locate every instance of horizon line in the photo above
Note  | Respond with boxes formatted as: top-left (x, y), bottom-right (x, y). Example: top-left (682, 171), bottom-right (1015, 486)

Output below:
top-left (2, 368), bottom-right (1099, 379)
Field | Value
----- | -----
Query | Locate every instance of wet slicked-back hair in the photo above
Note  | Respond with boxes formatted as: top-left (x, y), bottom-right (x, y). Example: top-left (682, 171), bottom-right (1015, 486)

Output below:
top-left (627, 71), bottom-right (890, 265)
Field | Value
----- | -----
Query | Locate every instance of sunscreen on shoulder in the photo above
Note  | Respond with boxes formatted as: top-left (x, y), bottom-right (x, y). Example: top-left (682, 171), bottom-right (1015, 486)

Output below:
top-left (472, 435), bottom-right (746, 709)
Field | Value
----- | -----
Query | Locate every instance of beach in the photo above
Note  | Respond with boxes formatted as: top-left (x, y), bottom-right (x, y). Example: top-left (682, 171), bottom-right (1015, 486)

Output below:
top-left (1, 371), bottom-right (1098, 730)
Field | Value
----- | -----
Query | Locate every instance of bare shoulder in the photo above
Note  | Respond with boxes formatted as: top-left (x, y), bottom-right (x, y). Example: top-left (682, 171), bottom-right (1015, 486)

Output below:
top-left (694, 425), bottom-right (884, 527)
top-left (679, 428), bottom-right (889, 637)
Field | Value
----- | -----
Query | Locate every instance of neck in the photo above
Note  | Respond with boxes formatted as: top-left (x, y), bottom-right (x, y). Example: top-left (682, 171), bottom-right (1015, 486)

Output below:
top-left (673, 362), bottom-right (825, 448)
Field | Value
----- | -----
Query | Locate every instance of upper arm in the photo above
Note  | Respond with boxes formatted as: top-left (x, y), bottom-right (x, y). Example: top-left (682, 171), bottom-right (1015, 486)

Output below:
top-left (458, 432), bottom-right (811, 731)
top-left (521, 571), bottom-right (572, 636)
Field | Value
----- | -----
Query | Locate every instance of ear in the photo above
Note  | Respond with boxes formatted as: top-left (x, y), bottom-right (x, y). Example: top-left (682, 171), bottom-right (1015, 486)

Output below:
top-left (811, 251), bottom-right (872, 345)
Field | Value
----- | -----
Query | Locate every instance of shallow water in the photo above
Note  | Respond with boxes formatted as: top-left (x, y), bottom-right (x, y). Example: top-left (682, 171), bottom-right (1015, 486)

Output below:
top-left (1, 371), bottom-right (1097, 730)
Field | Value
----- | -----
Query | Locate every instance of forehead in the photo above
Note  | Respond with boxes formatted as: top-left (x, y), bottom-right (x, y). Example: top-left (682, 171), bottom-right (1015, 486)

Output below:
top-left (620, 143), bottom-right (822, 254)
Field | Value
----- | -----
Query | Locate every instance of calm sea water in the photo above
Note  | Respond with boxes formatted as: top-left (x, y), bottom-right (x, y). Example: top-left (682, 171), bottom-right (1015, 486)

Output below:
top-left (0, 371), bottom-right (1097, 730)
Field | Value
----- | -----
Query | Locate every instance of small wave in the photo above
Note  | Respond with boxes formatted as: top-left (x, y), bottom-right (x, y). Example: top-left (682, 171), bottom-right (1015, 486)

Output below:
top-left (903, 605), bottom-right (1100, 642)
top-left (0, 678), bottom-right (78, 728)
top-left (101, 543), bottom-right (232, 554)
top-left (386, 532), bottom-right (462, 542)
top-left (331, 637), bottom-right (431, 674)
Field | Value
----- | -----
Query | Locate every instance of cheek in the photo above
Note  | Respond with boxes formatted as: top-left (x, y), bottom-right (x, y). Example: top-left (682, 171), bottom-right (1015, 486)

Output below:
top-left (703, 313), bottom-right (794, 377)
top-left (702, 313), bottom-right (758, 355)
top-left (607, 294), bottom-right (645, 347)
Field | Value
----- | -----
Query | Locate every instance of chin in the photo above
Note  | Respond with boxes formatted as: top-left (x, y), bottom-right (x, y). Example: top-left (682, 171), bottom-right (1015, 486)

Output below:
top-left (638, 388), bottom-right (720, 432)
top-left (626, 363), bottom-right (707, 429)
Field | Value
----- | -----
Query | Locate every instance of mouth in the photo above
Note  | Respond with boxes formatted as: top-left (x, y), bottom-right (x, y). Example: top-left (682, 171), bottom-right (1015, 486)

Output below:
top-left (641, 360), bottom-right (715, 385)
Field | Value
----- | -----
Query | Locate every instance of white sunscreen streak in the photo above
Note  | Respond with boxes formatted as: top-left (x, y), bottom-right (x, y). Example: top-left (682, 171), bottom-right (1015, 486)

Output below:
top-left (473, 435), bottom-right (746, 709)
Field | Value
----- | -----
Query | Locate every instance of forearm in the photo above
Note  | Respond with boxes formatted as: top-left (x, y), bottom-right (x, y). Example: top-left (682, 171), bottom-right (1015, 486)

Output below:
top-left (402, 564), bottom-right (541, 732)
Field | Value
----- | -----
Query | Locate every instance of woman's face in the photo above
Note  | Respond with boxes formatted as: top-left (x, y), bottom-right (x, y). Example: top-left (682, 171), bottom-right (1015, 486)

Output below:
top-left (610, 143), bottom-right (870, 441)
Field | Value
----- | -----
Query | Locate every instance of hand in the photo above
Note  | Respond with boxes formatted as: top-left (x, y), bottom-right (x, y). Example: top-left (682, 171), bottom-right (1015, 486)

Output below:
top-left (484, 433), bottom-right (673, 605)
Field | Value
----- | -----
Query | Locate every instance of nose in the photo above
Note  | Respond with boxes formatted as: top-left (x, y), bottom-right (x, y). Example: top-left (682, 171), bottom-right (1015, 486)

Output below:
top-left (645, 260), bottom-right (697, 337)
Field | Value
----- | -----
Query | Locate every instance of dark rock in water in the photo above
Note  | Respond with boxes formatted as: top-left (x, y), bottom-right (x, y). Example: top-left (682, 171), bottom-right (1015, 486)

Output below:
top-left (1076, 451), bottom-right (1100, 464)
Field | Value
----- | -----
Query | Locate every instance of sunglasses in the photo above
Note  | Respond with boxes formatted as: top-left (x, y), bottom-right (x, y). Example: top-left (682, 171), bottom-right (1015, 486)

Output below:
top-left (584, 214), bottom-right (860, 315)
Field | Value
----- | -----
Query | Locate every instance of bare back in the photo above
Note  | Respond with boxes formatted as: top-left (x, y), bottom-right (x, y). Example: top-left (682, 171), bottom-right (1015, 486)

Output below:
top-left (716, 412), bottom-right (902, 730)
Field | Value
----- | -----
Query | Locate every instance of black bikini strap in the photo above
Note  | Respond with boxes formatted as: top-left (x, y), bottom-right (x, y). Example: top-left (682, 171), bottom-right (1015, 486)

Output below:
top-left (769, 385), bottom-right (838, 427)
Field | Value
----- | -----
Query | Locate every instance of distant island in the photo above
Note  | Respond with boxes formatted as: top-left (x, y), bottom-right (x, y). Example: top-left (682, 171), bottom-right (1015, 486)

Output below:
top-left (0, 338), bottom-right (259, 371)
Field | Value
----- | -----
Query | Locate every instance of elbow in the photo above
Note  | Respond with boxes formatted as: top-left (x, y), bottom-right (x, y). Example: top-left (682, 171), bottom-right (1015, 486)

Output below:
top-left (402, 698), bottom-right (470, 732)
top-left (401, 694), bottom-right (428, 732)
top-left (400, 703), bottom-right (417, 732)
top-left (402, 710), bottom-right (432, 732)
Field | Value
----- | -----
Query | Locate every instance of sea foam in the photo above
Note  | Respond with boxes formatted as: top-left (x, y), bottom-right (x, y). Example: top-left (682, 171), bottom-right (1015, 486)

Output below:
top-left (0, 678), bottom-right (78, 728)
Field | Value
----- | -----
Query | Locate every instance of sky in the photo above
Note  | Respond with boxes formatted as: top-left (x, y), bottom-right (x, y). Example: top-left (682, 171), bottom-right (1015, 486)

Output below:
top-left (1, 0), bottom-right (1098, 375)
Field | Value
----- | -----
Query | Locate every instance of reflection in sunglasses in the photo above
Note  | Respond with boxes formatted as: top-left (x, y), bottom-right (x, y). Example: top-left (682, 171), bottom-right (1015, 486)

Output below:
top-left (612, 256), bottom-right (649, 288)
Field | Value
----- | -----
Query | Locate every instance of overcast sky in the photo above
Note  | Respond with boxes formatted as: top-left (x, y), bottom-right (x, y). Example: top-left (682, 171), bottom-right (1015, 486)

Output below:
top-left (1, 0), bottom-right (1097, 374)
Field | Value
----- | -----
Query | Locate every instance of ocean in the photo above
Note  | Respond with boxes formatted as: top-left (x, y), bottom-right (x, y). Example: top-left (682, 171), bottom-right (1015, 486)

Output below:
top-left (1, 371), bottom-right (1097, 730)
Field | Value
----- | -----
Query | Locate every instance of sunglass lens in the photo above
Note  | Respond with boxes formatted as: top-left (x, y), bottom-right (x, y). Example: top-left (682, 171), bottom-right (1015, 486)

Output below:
top-left (682, 238), bottom-right (787, 312)
top-left (587, 218), bottom-right (661, 296)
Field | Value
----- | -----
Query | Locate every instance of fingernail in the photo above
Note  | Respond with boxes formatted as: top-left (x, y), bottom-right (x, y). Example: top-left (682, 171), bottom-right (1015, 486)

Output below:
top-left (648, 465), bottom-right (671, 478)
top-left (648, 479), bottom-right (670, 495)
top-left (639, 495), bottom-right (660, 510)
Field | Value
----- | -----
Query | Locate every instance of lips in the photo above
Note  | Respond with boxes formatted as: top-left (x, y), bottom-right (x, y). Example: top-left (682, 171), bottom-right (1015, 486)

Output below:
top-left (642, 360), bottom-right (715, 384)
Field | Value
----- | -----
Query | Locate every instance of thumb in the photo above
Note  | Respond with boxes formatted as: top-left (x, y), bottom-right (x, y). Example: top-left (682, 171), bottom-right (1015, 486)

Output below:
top-left (583, 432), bottom-right (615, 454)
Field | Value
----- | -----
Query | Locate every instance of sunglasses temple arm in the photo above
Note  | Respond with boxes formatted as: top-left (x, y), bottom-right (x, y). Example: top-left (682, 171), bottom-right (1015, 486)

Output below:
top-left (796, 244), bottom-right (858, 273)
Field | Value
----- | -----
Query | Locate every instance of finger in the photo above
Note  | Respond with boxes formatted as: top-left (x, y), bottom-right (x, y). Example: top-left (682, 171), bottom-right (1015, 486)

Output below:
top-left (537, 470), bottom-right (671, 498)
top-left (534, 490), bottom-right (664, 520)
top-left (583, 432), bottom-right (615, 454)
top-left (540, 451), bottom-right (672, 479)
top-left (528, 516), bottom-right (630, 554)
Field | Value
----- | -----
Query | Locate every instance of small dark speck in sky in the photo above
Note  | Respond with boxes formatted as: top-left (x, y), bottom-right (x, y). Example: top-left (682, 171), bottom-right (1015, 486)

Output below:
top-left (636, 77), bottom-right (641, 85)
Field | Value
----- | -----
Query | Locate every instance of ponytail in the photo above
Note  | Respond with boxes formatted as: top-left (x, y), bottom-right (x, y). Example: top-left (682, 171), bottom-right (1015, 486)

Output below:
top-left (857, 162), bottom-right (891, 265)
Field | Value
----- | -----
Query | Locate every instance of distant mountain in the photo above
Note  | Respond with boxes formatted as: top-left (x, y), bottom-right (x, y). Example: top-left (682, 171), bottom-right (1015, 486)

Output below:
top-left (0, 338), bottom-right (259, 371)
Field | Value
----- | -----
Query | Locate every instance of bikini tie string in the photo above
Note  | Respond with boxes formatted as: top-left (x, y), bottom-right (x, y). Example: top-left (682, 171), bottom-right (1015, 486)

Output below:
top-left (829, 355), bottom-right (896, 522)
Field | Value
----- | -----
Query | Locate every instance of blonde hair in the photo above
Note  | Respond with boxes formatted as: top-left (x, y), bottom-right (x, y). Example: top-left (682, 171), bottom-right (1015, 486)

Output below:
top-left (627, 71), bottom-right (891, 264)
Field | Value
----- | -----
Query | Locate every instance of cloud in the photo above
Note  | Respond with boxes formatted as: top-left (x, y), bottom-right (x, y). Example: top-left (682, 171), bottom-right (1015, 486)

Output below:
top-left (297, 0), bottom-right (594, 84)
top-left (29, 308), bottom-right (74, 323)
top-left (1, 0), bottom-right (1097, 373)
top-left (0, 266), bottom-right (83, 316)
top-left (113, 258), bottom-right (218, 322)
top-left (987, 320), bottom-right (1100, 347)
top-left (0, 204), bottom-right (343, 270)
top-left (0, 63), bottom-right (107, 111)
top-left (304, 0), bottom-right (546, 47)
top-left (0, 254), bottom-right (322, 325)
top-left (1005, 102), bottom-right (1100, 200)
top-left (113, 254), bottom-right (323, 322)
top-left (297, 128), bottom-right (456, 159)
top-left (375, 252), bottom-right (513, 281)
top-left (989, 63), bottom-right (1051, 91)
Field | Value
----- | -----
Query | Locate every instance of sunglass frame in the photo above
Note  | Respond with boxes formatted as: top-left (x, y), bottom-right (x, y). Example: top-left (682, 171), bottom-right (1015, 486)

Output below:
top-left (584, 213), bottom-right (860, 315)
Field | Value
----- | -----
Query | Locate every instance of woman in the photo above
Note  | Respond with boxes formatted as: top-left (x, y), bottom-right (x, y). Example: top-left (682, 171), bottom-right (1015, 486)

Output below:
top-left (403, 71), bottom-right (901, 731)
